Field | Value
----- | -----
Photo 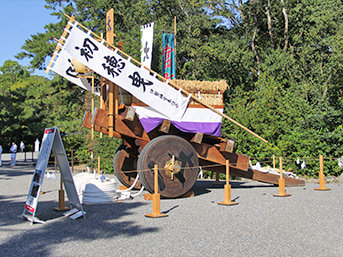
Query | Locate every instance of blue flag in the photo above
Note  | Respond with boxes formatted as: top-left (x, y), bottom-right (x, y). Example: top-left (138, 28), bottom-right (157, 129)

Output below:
top-left (162, 33), bottom-right (175, 80)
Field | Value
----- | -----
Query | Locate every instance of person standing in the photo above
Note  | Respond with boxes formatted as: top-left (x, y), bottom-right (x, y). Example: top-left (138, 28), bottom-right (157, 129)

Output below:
top-left (20, 141), bottom-right (25, 153)
top-left (10, 142), bottom-right (17, 166)
top-left (34, 138), bottom-right (40, 152)
top-left (0, 145), bottom-right (2, 167)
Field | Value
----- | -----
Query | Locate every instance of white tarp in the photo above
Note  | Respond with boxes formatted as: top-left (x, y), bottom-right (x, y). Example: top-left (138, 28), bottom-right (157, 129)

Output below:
top-left (50, 48), bottom-right (101, 96)
top-left (64, 25), bottom-right (190, 121)
top-left (140, 22), bottom-right (154, 69)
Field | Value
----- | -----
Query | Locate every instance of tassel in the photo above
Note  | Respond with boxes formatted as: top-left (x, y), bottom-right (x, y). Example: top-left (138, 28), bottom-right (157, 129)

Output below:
top-left (301, 160), bottom-right (306, 169)
top-left (198, 167), bottom-right (203, 179)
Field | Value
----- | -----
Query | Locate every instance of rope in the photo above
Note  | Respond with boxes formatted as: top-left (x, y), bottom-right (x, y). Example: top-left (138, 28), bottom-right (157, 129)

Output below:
top-left (116, 173), bottom-right (140, 192)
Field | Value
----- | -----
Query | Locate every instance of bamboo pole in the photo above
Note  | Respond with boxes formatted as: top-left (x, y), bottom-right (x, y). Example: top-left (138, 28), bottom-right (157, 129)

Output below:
top-left (273, 157), bottom-right (291, 197)
top-left (45, 16), bottom-right (75, 73)
top-left (174, 16), bottom-right (177, 76)
top-left (315, 155), bottom-right (330, 191)
top-left (61, 14), bottom-right (268, 143)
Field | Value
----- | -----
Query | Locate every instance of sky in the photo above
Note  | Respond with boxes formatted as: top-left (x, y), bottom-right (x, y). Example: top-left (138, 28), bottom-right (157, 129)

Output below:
top-left (0, 0), bottom-right (58, 77)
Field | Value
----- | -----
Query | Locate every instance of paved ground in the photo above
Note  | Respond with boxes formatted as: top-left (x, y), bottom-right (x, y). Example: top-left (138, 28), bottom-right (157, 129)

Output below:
top-left (0, 161), bottom-right (342, 257)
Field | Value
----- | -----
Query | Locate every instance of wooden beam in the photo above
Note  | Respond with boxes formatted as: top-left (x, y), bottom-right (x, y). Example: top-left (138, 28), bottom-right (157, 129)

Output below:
top-left (123, 106), bottom-right (135, 121)
top-left (190, 133), bottom-right (203, 144)
top-left (191, 142), bottom-right (249, 171)
top-left (219, 139), bottom-right (235, 153)
top-left (159, 120), bottom-right (171, 134)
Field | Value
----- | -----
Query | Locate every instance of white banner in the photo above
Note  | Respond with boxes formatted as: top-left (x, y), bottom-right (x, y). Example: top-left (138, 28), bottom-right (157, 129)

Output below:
top-left (50, 48), bottom-right (101, 96)
top-left (140, 22), bottom-right (154, 69)
top-left (64, 25), bottom-right (190, 121)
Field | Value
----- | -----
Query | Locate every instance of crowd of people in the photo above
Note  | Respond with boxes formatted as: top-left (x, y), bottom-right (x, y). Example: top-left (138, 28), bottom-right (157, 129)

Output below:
top-left (0, 139), bottom-right (41, 167)
top-left (0, 141), bottom-right (25, 167)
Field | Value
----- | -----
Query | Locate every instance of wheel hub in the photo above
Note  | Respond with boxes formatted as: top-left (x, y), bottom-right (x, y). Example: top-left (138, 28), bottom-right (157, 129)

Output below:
top-left (164, 155), bottom-right (181, 180)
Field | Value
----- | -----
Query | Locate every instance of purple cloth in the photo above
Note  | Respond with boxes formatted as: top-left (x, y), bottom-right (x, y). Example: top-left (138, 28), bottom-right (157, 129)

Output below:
top-left (139, 117), bottom-right (222, 136)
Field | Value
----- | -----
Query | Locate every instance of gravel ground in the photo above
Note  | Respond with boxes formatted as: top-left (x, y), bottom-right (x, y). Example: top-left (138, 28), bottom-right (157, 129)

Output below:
top-left (1, 160), bottom-right (342, 257)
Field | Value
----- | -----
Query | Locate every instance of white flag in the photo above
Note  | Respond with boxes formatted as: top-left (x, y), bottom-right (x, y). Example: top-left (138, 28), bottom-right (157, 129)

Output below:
top-left (141, 22), bottom-right (154, 69)
top-left (64, 25), bottom-right (190, 121)
top-left (50, 48), bottom-right (101, 96)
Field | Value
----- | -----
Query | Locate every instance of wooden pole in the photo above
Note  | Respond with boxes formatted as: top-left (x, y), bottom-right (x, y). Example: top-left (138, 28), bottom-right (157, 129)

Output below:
top-left (145, 165), bottom-right (168, 218)
top-left (218, 160), bottom-right (238, 206)
top-left (108, 82), bottom-right (114, 137)
top-left (45, 16), bottom-right (75, 73)
top-left (273, 155), bottom-right (276, 169)
top-left (97, 156), bottom-right (101, 175)
top-left (61, 14), bottom-right (268, 144)
top-left (91, 74), bottom-right (94, 140)
top-left (315, 155), bottom-right (331, 191)
top-left (213, 171), bottom-right (222, 185)
top-left (106, 9), bottom-right (116, 138)
top-left (174, 16), bottom-right (177, 76)
top-left (54, 158), bottom-right (70, 211)
top-left (273, 157), bottom-right (291, 197)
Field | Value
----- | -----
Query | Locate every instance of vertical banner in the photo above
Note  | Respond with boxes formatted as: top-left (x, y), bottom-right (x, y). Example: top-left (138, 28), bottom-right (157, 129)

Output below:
top-left (141, 22), bottom-right (154, 69)
top-left (162, 33), bottom-right (175, 80)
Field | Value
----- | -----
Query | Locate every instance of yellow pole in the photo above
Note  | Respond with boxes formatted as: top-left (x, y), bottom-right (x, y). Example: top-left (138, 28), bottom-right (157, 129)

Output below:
top-left (145, 165), bottom-right (168, 218)
top-left (218, 160), bottom-right (238, 206)
top-left (315, 155), bottom-right (331, 191)
top-left (274, 157), bottom-right (291, 197)
top-left (91, 74), bottom-right (94, 140)
top-left (273, 155), bottom-right (276, 169)
top-left (174, 16), bottom-right (177, 76)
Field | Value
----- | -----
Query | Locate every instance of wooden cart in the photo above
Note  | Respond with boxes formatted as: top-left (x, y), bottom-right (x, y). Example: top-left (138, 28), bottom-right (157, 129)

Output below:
top-left (82, 80), bottom-right (304, 198)
top-left (45, 15), bottom-right (304, 199)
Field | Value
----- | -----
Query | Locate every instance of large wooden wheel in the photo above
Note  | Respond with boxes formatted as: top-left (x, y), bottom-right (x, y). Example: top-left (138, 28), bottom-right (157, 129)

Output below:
top-left (137, 135), bottom-right (199, 198)
top-left (113, 145), bottom-right (141, 190)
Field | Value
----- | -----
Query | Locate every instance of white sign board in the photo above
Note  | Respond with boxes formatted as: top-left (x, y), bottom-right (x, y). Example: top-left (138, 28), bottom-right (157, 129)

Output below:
top-left (22, 127), bottom-right (84, 224)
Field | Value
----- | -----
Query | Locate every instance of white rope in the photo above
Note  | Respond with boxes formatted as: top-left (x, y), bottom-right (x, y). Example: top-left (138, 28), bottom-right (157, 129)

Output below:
top-left (116, 173), bottom-right (140, 192)
top-left (131, 185), bottom-right (145, 197)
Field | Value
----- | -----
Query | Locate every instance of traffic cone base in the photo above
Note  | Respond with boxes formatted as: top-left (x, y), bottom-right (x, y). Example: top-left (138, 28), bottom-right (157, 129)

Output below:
top-left (273, 178), bottom-right (291, 197)
top-left (218, 184), bottom-right (238, 206)
top-left (315, 187), bottom-right (331, 191)
top-left (145, 193), bottom-right (168, 218)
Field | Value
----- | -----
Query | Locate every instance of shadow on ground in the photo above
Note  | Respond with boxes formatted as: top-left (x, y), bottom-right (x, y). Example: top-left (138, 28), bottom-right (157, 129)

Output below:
top-left (0, 196), bottom-right (158, 256)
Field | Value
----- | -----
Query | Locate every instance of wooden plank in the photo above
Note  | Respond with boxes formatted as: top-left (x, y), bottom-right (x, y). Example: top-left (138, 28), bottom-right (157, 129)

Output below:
top-left (219, 139), bottom-right (234, 153)
top-left (81, 112), bottom-right (92, 129)
top-left (190, 133), bottom-right (203, 144)
top-left (92, 108), bottom-right (108, 127)
top-left (251, 169), bottom-right (305, 187)
top-left (115, 115), bottom-right (150, 141)
top-left (123, 106), bottom-right (135, 121)
top-left (159, 120), bottom-right (171, 133)
top-left (198, 160), bottom-right (305, 187)
top-left (192, 142), bottom-right (249, 171)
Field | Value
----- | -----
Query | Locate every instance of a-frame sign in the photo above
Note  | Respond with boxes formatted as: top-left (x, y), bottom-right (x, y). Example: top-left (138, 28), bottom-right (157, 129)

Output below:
top-left (22, 127), bottom-right (85, 224)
